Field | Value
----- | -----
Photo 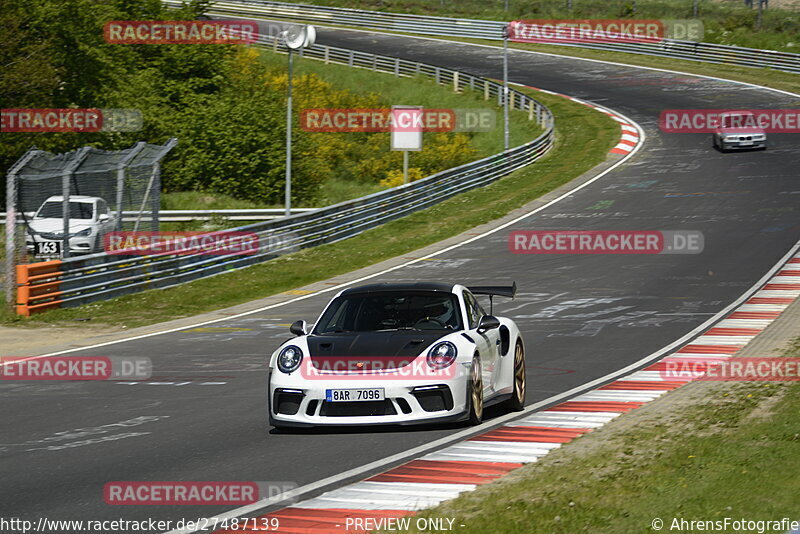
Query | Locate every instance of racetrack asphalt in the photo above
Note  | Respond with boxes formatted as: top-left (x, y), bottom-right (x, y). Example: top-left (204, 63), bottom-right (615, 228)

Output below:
top-left (1, 27), bottom-right (798, 528)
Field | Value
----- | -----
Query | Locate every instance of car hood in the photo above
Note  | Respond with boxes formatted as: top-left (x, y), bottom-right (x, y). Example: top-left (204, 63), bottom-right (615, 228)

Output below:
top-left (28, 218), bottom-right (93, 234)
top-left (718, 127), bottom-right (765, 135)
top-left (307, 331), bottom-right (447, 370)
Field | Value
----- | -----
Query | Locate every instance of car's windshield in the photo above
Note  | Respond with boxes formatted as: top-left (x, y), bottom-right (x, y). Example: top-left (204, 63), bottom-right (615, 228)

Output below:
top-left (722, 114), bottom-right (755, 128)
top-left (36, 201), bottom-right (94, 220)
top-left (314, 292), bottom-right (462, 333)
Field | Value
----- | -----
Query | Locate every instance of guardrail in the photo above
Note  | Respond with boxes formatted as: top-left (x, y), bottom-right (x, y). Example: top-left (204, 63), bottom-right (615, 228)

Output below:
top-left (1, 208), bottom-right (316, 225)
top-left (189, 0), bottom-right (800, 74)
top-left (14, 37), bottom-right (554, 315)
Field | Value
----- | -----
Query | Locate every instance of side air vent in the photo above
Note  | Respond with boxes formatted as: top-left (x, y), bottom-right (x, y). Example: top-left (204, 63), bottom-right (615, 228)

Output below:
top-left (499, 326), bottom-right (510, 356)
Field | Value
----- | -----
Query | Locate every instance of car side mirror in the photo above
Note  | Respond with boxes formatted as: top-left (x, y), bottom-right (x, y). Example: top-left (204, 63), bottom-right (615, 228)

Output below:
top-left (289, 320), bottom-right (307, 336)
top-left (477, 315), bottom-right (500, 332)
top-left (99, 213), bottom-right (110, 221)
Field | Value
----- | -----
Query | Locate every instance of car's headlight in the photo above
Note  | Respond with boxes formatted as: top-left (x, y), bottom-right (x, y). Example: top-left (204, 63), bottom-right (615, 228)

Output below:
top-left (427, 341), bottom-right (457, 370)
top-left (75, 228), bottom-right (92, 237)
top-left (723, 135), bottom-right (739, 140)
top-left (753, 134), bottom-right (766, 140)
top-left (277, 345), bottom-right (303, 373)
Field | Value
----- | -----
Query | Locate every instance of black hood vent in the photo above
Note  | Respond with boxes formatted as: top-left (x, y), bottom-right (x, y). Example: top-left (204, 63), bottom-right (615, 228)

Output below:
top-left (308, 331), bottom-right (445, 359)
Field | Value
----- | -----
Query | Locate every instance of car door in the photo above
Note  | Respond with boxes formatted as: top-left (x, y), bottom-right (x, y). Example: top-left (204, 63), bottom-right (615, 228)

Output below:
top-left (463, 291), bottom-right (500, 394)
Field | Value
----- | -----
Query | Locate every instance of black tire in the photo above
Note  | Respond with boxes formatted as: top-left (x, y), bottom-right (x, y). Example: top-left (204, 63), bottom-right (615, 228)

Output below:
top-left (466, 354), bottom-right (483, 425)
top-left (505, 340), bottom-right (526, 412)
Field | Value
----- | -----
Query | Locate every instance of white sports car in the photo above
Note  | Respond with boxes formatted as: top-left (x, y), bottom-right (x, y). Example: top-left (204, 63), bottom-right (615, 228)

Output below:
top-left (268, 282), bottom-right (526, 427)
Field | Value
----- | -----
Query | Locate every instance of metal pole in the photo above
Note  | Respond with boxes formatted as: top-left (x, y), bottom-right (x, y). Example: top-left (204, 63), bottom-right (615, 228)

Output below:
top-left (133, 166), bottom-right (158, 234)
top-left (60, 147), bottom-right (91, 259)
top-left (693, 0), bottom-right (699, 17)
top-left (115, 165), bottom-right (125, 232)
top-left (151, 163), bottom-right (161, 233)
top-left (62, 168), bottom-right (70, 259)
top-left (131, 138), bottom-right (175, 234)
top-left (286, 49), bottom-right (293, 217)
top-left (5, 172), bottom-right (17, 310)
top-left (503, 24), bottom-right (510, 152)
top-left (5, 169), bottom-right (17, 311)
top-left (756, 0), bottom-right (763, 30)
top-left (4, 149), bottom-right (38, 311)
top-left (116, 142), bottom-right (147, 232)
top-left (403, 151), bottom-right (409, 184)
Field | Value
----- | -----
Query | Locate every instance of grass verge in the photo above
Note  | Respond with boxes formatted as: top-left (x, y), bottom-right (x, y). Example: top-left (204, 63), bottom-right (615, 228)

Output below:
top-left (402, 336), bottom-right (800, 533)
top-left (1, 89), bottom-right (617, 327)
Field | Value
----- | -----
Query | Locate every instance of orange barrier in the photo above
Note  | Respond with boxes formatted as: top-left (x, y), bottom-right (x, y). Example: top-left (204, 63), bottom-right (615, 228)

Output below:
top-left (15, 260), bottom-right (63, 316)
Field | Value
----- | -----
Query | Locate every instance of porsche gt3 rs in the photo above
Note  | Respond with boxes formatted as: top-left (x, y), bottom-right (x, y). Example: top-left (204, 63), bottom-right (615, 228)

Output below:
top-left (268, 282), bottom-right (526, 427)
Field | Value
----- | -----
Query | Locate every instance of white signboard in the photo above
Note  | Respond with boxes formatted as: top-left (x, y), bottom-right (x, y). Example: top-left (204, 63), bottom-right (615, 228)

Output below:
top-left (390, 106), bottom-right (423, 151)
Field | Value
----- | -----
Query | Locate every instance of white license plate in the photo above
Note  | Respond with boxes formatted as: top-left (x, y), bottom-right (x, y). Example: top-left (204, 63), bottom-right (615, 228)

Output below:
top-left (325, 388), bottom-right (385, 402)
top-left (740, 141), bottom-right (753, 146)
top-left (34, 240), bottom-right (62, 257)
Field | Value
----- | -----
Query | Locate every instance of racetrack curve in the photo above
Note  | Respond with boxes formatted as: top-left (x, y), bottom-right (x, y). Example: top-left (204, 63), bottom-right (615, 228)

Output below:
top-left (2, 27), bottom-right (799, 529)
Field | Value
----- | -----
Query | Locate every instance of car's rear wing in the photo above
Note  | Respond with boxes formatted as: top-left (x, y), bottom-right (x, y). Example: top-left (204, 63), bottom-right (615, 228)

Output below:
top-left (467, 282), bottom-right (516, 314)
top-left (467, 282), bottom-right (516, 299)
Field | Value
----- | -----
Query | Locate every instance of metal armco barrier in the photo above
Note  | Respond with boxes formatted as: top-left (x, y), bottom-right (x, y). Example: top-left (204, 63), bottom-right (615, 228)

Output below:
top-left (1, 208), bottom-right (317, 225)
top-left (180, 0), bottom-right (800, 74)
top-left (15, 39), bottom-right (554, 315)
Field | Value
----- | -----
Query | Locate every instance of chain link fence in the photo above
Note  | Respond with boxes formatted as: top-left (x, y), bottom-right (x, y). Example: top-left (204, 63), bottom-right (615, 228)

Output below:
top-left (4, 139), bottom-right (177, 305)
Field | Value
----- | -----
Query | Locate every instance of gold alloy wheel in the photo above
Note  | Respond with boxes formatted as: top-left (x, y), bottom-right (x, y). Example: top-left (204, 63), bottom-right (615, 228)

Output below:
top-left (514, 342), bottom-right (526, 405)
top-left (470, 356), bottom-right (483, 423)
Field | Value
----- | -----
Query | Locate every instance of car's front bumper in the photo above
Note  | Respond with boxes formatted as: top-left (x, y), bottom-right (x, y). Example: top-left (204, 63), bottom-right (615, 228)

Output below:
top-left (268, 371), bottom-right (471, 427)
top-left (720, 139), bottom-right (766, 150)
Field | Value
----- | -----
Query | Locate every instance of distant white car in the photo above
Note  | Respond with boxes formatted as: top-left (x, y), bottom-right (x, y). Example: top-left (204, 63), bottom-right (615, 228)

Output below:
top-left (713, 111), bottom-right (767, 152)
top-left (268, 282), bottom-right (526, 428)
top-left (26, 195), bottom-right (117, 255)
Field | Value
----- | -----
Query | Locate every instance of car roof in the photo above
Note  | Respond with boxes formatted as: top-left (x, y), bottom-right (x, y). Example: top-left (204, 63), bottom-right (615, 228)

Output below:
top-left (339, 282), bottom-right (456, 296)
